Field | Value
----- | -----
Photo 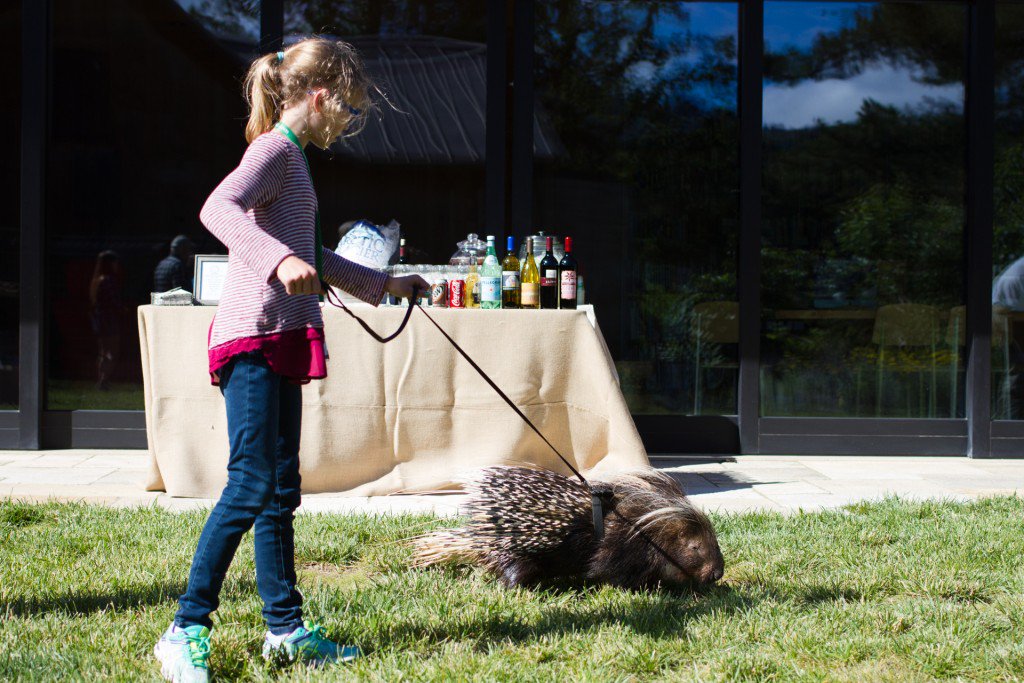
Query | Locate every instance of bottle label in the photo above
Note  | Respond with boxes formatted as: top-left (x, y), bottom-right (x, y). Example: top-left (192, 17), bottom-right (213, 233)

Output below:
top-left (542, 270), bottom-right (558, 286)
top-left (502, 271), bottom-right (520, 290)
top-left (561, 270), bottom-right (577, 299)
top-left (521, 282), bottom-right (539, 305)
top-left (480, 276), bottom-right (501, 302)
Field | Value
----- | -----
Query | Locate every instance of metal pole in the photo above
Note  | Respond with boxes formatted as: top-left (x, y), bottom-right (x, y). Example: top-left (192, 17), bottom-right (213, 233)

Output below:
top-left (966, 0), bottom-right (995, 457)
top-left (738, 0), bottom-right (764, 453)
top-left (19, 0), bottom-right (50, 449)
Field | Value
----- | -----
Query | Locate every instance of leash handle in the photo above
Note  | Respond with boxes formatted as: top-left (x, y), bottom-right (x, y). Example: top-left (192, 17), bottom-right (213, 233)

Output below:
top-left (322, 282), bottom-right (418, 344)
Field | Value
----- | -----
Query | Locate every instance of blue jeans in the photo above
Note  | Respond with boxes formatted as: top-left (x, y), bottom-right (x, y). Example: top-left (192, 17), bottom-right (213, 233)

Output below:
top-left (175, 353), bottom-right (304, 635)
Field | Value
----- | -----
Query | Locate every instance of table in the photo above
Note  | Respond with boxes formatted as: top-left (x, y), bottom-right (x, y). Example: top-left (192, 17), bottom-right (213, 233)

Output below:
top-left (138, 304), bottom-right (649, 498)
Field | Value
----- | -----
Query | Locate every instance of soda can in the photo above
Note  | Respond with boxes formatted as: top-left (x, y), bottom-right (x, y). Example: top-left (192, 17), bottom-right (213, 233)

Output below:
top-left (449, 279), bottom-right (466, 308)
top-left (430, 279), bottom-right (449, 307)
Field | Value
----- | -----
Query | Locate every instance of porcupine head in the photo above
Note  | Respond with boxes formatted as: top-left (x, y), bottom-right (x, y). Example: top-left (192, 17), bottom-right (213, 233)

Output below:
top-left (411, 466), bottom-right (724, 590)
top-left (587, 469), bottom-right (725, 589)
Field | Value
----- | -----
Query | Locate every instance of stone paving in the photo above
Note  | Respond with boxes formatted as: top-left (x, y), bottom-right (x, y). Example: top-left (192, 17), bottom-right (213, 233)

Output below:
top-left (1, 450), bottom-right (1023, 516)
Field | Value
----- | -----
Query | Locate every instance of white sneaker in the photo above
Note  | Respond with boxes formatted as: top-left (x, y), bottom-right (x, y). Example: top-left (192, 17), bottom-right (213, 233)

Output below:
top-left (153, 623), bottom-right (211, 683)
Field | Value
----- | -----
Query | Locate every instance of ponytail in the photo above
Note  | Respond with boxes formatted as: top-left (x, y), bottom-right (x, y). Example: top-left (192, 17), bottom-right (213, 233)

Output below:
top-left (243, 52), bottom-right (282, 143)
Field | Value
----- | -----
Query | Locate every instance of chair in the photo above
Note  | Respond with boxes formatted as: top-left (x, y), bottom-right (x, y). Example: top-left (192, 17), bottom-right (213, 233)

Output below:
top-left (692, 301), bottom-right (739, 415)
top-left (946, 306), bottom-right (1012, 419)
top-left (868, 304), bottom-right (942, 417)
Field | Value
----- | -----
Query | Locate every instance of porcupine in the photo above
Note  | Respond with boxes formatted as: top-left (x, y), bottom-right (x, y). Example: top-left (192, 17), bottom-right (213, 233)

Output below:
top-left (411, 466), bottom-right (725, 589)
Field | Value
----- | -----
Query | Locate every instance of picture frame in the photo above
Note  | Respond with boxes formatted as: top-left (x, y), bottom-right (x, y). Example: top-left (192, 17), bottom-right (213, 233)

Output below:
top-left (193, 255), bottom-right (229, 305)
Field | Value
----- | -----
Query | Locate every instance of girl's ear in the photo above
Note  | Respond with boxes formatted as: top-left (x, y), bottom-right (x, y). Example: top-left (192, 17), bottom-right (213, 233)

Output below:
top-left (310, 88), bottom-right (327, 113)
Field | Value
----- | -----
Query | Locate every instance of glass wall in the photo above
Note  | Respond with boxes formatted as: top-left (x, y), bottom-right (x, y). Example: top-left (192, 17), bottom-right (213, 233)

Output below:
top-left (760, 1), bottom-right (966, 418)
top-left (284, 1), bottom-right (488, 265)
top-left (45, 0), bottom-right (256, 409)
top-left (533, 2), bottom-right (740, 416)
top-left (1, 0), bottom-right (20, 410)
top-left (993, 1), bottom-right (1024, 421)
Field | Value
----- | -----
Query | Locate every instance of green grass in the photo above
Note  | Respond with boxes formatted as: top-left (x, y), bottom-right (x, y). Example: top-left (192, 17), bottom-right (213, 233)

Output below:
top-left (46, 380), bottom-right (145, 411)
top-left (3, 497), bottom-right (1024, 681)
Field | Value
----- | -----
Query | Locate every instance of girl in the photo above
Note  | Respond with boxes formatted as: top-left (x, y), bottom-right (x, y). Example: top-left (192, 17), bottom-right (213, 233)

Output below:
top-left (154, 38), bottom-right (427, 683)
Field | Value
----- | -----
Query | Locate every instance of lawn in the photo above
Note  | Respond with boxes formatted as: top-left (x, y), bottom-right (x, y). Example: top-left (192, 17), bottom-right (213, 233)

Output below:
top-left (2, 496), bottom-right (1024, 681)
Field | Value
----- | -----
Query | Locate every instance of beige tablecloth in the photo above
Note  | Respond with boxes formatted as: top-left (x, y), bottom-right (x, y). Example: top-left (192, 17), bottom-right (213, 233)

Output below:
top-left (138, 304), bottom-right (649, 498)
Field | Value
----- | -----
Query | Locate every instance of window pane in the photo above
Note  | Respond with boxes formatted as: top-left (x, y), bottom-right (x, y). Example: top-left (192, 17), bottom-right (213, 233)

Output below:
top-left (0, 0), bottom-right (19, 410)
top-left (994, 2), bottom-right (1024, 421)
top-left (761, 1), bottom-right (966, 418)
top-left (46, 0), bottom-right (257, 409)
top-left (285, 1), bottom-right (488, 265)
top-left (534, 2), bottom-right (740, 416)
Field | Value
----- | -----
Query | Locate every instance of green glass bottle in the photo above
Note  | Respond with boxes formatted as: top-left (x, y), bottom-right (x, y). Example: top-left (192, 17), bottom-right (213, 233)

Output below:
top-left (480, 235), bottom-right (502, 309)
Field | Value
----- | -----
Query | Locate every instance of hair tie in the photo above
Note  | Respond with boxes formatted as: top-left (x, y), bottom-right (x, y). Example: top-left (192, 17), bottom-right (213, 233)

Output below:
top-left (276, 51), bottom-right (285, 63)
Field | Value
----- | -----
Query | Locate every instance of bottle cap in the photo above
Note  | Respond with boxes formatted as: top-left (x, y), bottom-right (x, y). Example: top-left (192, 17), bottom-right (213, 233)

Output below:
top-left (565, 236), bottom-right (572, 252)
top-left (486, 234), bottom-right (495, 242)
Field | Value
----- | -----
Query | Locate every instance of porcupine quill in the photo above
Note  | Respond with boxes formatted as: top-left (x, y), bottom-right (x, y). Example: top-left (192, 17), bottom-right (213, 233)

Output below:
top-left (411, 465), bottom-right (725, 589)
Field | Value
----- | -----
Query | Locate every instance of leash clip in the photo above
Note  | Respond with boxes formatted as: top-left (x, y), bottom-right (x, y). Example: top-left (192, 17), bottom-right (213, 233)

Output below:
top-left (591, 493), bottom-right (605, 541)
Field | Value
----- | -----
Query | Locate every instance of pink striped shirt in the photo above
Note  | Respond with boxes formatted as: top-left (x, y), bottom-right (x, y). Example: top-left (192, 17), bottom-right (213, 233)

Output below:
top-left (199, 131), bottom-right (388, 380)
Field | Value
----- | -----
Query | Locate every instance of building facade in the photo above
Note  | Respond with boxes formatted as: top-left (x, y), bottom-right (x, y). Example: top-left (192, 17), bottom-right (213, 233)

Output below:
top-left (6, 0), bottom-right (1024, 456)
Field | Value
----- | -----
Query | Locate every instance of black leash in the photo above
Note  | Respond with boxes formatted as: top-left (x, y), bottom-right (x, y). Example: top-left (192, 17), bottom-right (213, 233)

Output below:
top-left (323, 285), bottom-right (416, 343)
top-left (322, 288), bottom-right (709, 567)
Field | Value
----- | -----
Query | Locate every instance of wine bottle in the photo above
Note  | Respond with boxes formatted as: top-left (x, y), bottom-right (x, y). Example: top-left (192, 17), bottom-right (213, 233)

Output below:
top-left (501, 236), bottom-right (521, 309)
top-left (539, 236), bottom-right (559, 309)
top-left (465, 263), bottom-right (480, 309)
top-left (397, 237), bottom-right (409, 265)
top-left (559, 236), bottom-right (578, 310)
top-left (480, 235), bottom-right (502, 309)
top-left (520, 236), bottom-right (540, 309)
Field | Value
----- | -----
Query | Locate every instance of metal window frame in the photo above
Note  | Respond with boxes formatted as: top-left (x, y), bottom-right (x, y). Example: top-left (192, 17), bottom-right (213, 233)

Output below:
top-left (10, 0), bottom-right (1020, 458)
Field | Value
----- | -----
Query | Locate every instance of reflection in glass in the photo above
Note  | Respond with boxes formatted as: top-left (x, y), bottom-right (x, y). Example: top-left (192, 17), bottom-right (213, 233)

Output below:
top-left (0, 0), bottom-right (19, 410)
top-left (285, 1), bottom-right (488, 266)
top-left (46, 0), bottom-right (258, 409)
top-left (994, 2), bottom-right (1024, 421)
top-left (534, 2), bottom-right (740, 415)
top-left (761, 1), bottom-right (966, 418)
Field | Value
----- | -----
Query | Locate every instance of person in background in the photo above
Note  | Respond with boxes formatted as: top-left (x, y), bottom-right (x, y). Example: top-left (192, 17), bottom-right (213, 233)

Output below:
top-left (993, 256), bottom-right (1024, 418)
top-left (152, 38), bottom-right (428, 683)
top-left (89, 250), bottom-right (122, 391)
top-left (154, 235), bottom-right (196, 292)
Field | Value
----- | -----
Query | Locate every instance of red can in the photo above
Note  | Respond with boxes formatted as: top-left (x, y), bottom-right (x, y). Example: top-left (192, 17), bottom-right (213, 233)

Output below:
top-left (449, 279), bottom-right (466, 308)
top-left (430, 279), bottom-right (448, 307)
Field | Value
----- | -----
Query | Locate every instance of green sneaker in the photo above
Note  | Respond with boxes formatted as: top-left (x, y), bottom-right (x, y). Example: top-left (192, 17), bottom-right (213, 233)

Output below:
top-left (262, 621), bottom-right (361, 666)
top-left (154, 624), bottom-right (211, 683)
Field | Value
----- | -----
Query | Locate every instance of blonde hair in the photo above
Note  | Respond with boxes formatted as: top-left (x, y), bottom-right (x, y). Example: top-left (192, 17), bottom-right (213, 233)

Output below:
top-left (243, 37), bottom-right (377, 143)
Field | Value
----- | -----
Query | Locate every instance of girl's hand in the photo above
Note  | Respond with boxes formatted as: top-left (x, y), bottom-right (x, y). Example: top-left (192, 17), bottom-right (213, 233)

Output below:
top-left (276, 256), bottom-right (322, 295)
top-left (386, 274), bottom-right (431, 301)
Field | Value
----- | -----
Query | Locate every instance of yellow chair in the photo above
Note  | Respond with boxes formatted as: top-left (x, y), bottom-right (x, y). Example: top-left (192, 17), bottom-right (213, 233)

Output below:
top-left (692, 301), bottom-right (739, 415)
top-left (946, 306), bottom-right (1012, 419)
top-left (869, 304), bottom-right (942, 417)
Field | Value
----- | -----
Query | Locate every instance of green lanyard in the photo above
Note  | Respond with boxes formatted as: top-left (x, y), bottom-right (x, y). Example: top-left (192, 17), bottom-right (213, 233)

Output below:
top-left (273, 121), bottom-right (324, 300)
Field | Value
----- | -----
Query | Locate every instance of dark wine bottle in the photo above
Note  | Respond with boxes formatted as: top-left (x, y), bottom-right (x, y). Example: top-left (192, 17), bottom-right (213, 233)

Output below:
top-left (539, 236), bottom-right (559, 309)
top-left (558, 236), bottom-right (578, 310)
top-left (397, 238), bottom-right (409, 265)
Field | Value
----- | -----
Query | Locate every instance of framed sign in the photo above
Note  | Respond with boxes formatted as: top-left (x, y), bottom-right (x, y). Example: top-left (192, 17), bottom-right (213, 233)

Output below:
top-left (193, 255), bottom-right (229, 305)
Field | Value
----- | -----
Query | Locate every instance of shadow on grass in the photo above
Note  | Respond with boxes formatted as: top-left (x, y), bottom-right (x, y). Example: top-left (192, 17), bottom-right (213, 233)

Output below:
top-left (2, 581), bottom-right (187, 618)
top-left (389, 583), bottom-right (753, 645)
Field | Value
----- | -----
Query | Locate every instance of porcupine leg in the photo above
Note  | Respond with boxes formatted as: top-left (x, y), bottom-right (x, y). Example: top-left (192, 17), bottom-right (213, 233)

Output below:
top-left (496, 556), bottom-right (545, 588)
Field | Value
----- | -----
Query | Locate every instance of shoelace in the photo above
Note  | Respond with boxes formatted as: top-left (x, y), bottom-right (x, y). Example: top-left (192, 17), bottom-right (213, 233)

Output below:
top-left (294, 623), bottom-right (329, 653)
top-left (186, 634), bottom-right (211, 668)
